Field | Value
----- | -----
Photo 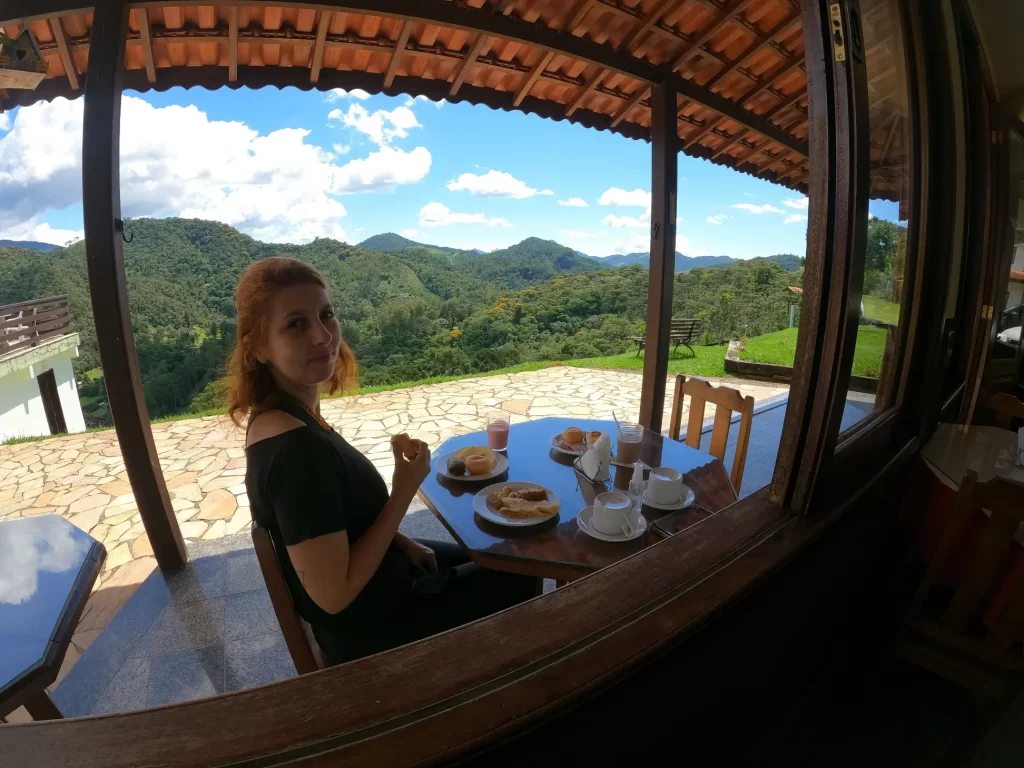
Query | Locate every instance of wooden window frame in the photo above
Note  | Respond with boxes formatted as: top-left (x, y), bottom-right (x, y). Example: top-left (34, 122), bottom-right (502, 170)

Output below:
top-left (1, 0), bottom-right (971, 762)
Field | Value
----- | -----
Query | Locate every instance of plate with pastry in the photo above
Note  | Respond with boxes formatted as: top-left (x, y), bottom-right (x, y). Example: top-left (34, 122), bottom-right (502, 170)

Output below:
top-left (550, 426), bottom-right (603, 456)
top-left (435, 445), bottom-right (509, 482)
top-left (473, 482), bottom-right (561, 526)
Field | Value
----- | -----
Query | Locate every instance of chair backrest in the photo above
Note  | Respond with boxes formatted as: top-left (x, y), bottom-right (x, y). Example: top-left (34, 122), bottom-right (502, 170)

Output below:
top-left (988, 392), bottom-right (1024, 430)
top-left (907, 470), bottom-right (1024, 653)
top-left (670, 318), bottom-right (701, 337)
top-left (668, 375), bottom-right (755, 493)
top-left (250, 521), bottom-right (328, 675)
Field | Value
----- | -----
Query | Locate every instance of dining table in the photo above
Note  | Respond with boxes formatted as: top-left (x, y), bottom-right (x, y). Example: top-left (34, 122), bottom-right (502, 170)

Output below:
top-left (0, 515), bottom-right (105, 722)
top-left (903, 423), bottom-right (1024, 626)
top-left (416, 417), bottom-right (738, 583)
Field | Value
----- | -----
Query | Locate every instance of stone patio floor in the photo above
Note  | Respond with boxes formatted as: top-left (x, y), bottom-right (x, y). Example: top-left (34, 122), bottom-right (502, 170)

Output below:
top-left (0, 366), bottom-right (788, 714)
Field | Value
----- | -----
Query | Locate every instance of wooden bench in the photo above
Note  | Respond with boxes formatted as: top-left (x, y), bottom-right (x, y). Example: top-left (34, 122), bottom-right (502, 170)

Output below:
top-left (632, 318), bottom-right (702, 357)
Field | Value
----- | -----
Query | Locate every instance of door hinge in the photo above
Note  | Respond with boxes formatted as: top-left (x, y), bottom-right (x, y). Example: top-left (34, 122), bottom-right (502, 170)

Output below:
top-left (829, 4), bottom-right (846, 62)
top-left (982, 304), bottom-right (994, 320)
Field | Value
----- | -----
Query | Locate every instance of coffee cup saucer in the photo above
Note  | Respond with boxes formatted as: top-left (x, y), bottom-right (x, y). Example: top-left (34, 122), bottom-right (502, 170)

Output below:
top-left (641, 485), bottom-right (695, 511)
top-left (577, 506), bottom-right (647, 542)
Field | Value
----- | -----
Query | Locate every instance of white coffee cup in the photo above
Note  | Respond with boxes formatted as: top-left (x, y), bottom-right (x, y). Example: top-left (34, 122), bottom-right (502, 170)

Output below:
top-left (591, 491), bottom-right (638, 537)
top-left (646, 467), bottom-right (684, 505)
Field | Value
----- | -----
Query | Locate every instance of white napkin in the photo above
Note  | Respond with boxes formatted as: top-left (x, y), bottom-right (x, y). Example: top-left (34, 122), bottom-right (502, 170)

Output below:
top-left (579, 432), bottom-right (613, 483)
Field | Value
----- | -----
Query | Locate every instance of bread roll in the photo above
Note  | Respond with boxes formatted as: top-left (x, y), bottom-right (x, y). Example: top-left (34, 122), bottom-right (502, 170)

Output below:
top-left (464, 454), bottom-right (492, 475)
top-left (562, 426), bottom-right (584, 444)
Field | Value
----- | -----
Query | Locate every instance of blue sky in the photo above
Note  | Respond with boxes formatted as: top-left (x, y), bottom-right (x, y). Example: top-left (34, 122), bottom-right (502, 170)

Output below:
top-left (0, 86), bottom-right (900, 259)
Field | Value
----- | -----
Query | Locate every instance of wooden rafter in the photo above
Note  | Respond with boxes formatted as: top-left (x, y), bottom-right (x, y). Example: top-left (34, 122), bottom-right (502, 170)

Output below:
top-left (49, 15), bottom-right (78, 90)
top-left (610, 84), bottom-right (649, 127)
top-left (684, 115), bottom-right (724, 149)
top-left (449, 33), bottom-right (488, 97)
top-left (513, 49), bottom-right (554, 107)
top-left (761, 86), bottom-right (805, 121)
top-left (309, 10), bottom-right (331, 83)
top-left (700, 14), bottom-right (801, 96)
top-left (878, 113), bottom-right (901, 166)
top-left (497, 0), bottom-right (517, 14)
top-left (384, 19), bottom-right (411, 88)
top-left (566, 68), bottom-right (605, 117)
top-left (740, 52), bottom-right (805, 106)
top-left (564, 0), bottom-right (598, 33)
top-left (137, 7), bottom-right (156, 84)
top-left (618, 0), bottom-right (679, 53)
top-left (228, 6), bottom-right (238, 82)
top-left (667, 0), bottom-right (756, 73)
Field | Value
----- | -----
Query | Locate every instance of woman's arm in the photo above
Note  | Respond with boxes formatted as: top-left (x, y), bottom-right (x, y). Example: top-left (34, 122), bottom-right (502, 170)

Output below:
top-left (286, 437), bottom-right (430, 614)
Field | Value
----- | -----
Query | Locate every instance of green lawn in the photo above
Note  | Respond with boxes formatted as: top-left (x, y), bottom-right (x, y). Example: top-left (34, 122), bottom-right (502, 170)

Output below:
top-left (738, 326), bottom-right (887, 377)
top-left (84, 367), bottom-right (103, 381)
top-left (862, 296), bottom-right (901, 326)
top-left (566, 345), bottom-right (728, 378)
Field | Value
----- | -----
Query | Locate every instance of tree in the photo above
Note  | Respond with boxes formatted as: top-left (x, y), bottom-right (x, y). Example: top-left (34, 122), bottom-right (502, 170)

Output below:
top-left (865, 217), bottom-right (902, 272)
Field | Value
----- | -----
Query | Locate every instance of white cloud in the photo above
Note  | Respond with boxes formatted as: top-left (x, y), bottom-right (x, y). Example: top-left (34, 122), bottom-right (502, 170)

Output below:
top-left (0, 112), bottom-right (9, 132)
top-left (558, 197), bottom-right (589, 207)
top-left (559, 229), bottom-right (595, 238)
top-left (731, 203), bottom-right (785, 214)
top-left (0, 217), bottom-right (82, 245)
top-left (783, 197), bottom-right (809, 209)
top-left (400, 228), bottom-right (422, 238)
top-left (602, 214), bottom-right (648, 229)
top-left (0, 96), bottom-right (432, 245)
top-left (707, 215), bottom-right (728, 225)
top-left (0, 516), bottom-right (90, 605)
top-left (418, 202), bottom-right (512, 228)
top-left (325, 88), bottom-right (371, 102)
top-left (332, 143), bottom-right (351, 155)
top-left (328, 103), bottom-right (421, 146)
top-left (783, 214), bottom-right (808, 224)
top-left (331, 145), bottom-right (432, 194)
top-left (404, 95), bottom-right (445, 109)
top-left (599, 187), bottom-right (651, 213)
top-left (446, 170), bottom-right (549, 199)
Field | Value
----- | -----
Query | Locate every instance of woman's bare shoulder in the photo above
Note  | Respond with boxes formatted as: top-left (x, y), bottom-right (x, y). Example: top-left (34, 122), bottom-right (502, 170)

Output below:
top-left (245, 409), bottom-right (307, 448)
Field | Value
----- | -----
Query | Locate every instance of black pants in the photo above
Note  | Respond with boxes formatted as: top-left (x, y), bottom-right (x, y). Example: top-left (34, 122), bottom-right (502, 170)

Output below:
top-left (314, 540), bottom-right (537, 664)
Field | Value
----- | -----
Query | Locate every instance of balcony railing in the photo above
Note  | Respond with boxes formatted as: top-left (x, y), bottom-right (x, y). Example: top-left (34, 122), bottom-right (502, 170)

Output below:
top-left (0, 296), bottom-right (73, 359)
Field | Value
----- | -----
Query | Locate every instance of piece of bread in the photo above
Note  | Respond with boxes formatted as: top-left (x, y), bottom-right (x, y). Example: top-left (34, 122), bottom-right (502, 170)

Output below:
top-left (586, 430), bottom-right (602, 444)
top-left (464, 454), bottom-right (493, 475)
top-left (446, 456), bottom-right (467, 475)
top-left (390, 433), bottom-right (419, 460)
top-left (511, 485), bottom-right (548, 501)
top-left (562, 426), bottom-right (584, 444)
top-left (454, 445), bottom-right (497, 470)
top-left (497, 497), bottom-right (559, 518)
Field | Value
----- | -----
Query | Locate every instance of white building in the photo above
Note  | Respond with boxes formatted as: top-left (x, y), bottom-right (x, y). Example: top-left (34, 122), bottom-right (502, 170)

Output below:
top-left (0, 297), bottom-right (86, 442)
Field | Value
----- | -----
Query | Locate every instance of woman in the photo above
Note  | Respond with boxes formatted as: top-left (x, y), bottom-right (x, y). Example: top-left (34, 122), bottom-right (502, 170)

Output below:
top-left (228, 257), bottom-right (535, 664)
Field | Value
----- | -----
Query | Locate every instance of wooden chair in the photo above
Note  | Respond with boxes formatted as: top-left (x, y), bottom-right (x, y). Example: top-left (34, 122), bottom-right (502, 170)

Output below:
top-left (897, 471), bottom-right (1024, 700)
top-left (251, 521), bottom-right (330, 675)
top-left (668, 375), bottom-right (755, 494)
top-left (988, 392), bottom-right (1024, 430)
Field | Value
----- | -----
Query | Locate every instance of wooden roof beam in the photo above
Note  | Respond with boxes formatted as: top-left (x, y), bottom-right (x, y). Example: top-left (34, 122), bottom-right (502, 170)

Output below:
top-left (564, 0), bottom-right (599, 33)
top-left (699, 13), bottom-right (801, 96)
top-left (228, 6), bottom-right (238, 83)
top-left (879, 113), bottom-right (901, 166)
top-left (49, 15), bottom-right (79, 90)
top-left (610, 84), bottom-right (650, 127)
top-left (619, 0), bottom-right (680, 54)
top-left (137, 7), bottom-right (156, 84)
top-left (449, 33), bottom-right (488, 97)
top-left (667, 0), bottom-right (756, 73)
top-left (384, 19), bottom-right (412, 88)
top-left (566, 68), bottom-right (605, 117)
top-left (309, 10), bottom-right (331, 83)
top-left (513, 49), bottom-right (554, 107)
top-left (762, 87), bottom-right (806, 121)
top-left (684, 114), bottom-right (725, 150)
top-left (740, 51), bottom-right (805, 106)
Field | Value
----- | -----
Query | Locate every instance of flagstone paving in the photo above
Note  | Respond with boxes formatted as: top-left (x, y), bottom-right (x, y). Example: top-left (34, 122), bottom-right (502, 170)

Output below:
top-left (0, 365), bottom-right (788, 700)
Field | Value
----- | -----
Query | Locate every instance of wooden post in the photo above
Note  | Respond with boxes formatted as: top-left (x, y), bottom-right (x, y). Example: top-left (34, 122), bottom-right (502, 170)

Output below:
top-left (82, 0), bottom-right (186, 571)
top-left (638, 83), bottom-right (678, 432)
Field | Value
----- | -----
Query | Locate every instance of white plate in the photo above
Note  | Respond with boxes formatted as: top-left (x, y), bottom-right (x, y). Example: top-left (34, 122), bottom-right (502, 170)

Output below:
top-left (641, 485), bottom-right (695, 511)
top-left (577, 506), bottom-right (648, 542)
top-left (435, 451), bottom-right (509, 482)
top-left (472, 482), bottom-right (560, 527)
top-left (549, 433), bottom-right (589, 456)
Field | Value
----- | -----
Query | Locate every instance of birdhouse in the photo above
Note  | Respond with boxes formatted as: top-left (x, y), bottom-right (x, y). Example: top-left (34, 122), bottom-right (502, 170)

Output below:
top-left (0, 30), bottom-right (49, 90)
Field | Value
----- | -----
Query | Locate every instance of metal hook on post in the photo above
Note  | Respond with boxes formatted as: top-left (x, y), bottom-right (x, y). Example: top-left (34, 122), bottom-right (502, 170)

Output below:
top-left (115, 218), bottom-right (133, 243)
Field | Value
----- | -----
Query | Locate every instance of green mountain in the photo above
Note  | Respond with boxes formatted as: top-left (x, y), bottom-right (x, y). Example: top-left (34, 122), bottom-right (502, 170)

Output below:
top-left (1, 218), bottom-right (804, 426)
top-left (0, 239), bottom-right (62, 251)
top-left (588, 252), bottom-right (802, 272)
top-left (358, 232), bottom-right (467, 255)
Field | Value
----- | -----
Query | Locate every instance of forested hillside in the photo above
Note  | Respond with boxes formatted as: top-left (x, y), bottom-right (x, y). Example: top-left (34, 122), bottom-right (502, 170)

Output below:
top-left (0, 218), bottom-right (803, 426)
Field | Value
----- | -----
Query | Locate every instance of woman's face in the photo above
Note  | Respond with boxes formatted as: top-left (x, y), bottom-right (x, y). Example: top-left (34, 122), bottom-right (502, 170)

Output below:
top-left (256, 283), bottom-right (342, 388)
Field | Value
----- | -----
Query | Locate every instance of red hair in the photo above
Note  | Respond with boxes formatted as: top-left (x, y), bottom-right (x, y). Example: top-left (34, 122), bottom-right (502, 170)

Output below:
top-left (225, 257), bottom-right (357, 426)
